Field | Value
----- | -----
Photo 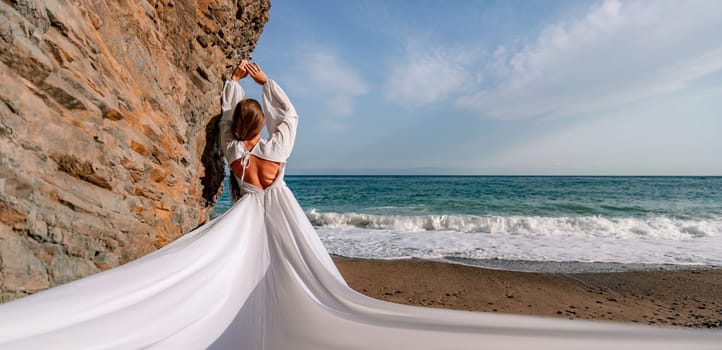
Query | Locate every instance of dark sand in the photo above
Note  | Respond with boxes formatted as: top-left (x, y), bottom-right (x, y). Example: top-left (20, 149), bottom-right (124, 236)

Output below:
top-left (333, 258), bottom-right (722, 329)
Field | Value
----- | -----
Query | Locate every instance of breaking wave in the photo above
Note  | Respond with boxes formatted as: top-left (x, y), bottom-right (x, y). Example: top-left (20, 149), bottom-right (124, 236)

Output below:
top-left (305, 209), bottom-right (722, 240)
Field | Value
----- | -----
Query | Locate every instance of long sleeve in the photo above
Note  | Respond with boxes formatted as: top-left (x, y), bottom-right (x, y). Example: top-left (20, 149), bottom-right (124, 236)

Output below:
top-left (261, 79), bottom-right (299, 160)
top-left (219, 80), bottom-right (246, 164)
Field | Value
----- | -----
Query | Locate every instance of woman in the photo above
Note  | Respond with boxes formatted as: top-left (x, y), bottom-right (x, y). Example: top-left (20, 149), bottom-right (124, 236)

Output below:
top-left (219, 60), bottom-right (296, 202)
top-left (0, 62), bottom-right (717, 349)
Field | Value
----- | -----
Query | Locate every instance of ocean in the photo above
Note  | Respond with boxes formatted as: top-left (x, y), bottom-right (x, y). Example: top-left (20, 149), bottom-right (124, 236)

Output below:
top-left (212, 176), bottom-right (722, 271)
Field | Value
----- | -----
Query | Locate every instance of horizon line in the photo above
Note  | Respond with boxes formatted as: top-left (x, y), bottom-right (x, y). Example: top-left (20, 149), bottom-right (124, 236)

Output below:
top-left (283, 173), bottom-right (722, 177)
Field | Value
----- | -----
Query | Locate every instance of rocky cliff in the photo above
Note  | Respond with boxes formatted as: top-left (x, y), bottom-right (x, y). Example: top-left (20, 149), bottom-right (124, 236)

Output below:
top-left (0, 0), bottom-right (270, 302)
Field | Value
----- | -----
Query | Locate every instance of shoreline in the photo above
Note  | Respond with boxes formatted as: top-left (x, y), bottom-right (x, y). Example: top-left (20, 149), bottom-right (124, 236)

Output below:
top-left (332, 255), bottom-right (722, 274)
top-left (333, 257), bottom-right (722, 329)
top-left (425, 257), bottom-right (722, 274)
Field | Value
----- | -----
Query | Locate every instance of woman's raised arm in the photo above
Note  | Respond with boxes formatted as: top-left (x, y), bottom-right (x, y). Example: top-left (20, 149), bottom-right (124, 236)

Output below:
top-left (219, 61), bottom-right (248, 164)
top-left (221, 60), bottom-right (248, 112)
top-left (247, 62), bottom-right (299, 160)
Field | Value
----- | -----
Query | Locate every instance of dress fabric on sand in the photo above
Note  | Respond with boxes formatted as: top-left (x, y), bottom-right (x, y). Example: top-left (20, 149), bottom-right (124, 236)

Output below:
top-left (0, 81), bottom-right (719, 349)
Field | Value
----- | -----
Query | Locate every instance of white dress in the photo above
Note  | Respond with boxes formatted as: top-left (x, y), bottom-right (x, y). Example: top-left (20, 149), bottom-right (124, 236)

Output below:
top-left (0, 80), bottom-right (719, 349)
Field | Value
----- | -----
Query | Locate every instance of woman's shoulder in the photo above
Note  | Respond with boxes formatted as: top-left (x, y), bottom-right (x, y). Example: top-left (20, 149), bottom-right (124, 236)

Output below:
top-left (250, 138), bottom-right (287, 163)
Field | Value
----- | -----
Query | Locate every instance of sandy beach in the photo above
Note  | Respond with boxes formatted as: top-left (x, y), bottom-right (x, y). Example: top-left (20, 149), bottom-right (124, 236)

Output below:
top-left (334, 258), bottom-right (722, 329)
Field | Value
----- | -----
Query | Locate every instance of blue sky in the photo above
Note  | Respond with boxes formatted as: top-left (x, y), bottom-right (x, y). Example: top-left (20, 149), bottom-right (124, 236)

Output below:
top-left (239, 0), bottom-right (722, 175)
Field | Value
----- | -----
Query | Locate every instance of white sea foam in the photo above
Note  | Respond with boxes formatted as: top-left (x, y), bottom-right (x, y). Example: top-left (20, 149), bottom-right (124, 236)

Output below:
top-left (306, 209), bottom-right (722, 239)
top-left (307, 210), bottom-right (722, 266)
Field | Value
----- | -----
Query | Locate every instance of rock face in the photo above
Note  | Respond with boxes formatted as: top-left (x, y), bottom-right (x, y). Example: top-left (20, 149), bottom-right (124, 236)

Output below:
top-left (0, 0), bottom-right (270, 302)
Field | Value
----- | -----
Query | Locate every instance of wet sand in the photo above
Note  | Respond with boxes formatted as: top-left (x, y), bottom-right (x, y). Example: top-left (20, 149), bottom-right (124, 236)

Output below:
top-left (333, 258), bottom-right (722, 329)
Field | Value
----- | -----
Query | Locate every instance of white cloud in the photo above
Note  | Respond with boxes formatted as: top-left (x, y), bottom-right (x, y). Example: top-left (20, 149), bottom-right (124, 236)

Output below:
top-left (284, 49), bottom-right (368, 122)
top-left (453, 0), bottom-right (722, 120)
top-left (305, 51), bottom-right (368, 98)
top-left (385, 47), bottom-right (478, 107)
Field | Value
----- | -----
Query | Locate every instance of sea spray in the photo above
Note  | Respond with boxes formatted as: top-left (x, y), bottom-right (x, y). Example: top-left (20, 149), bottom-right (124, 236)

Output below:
top-left (305, 209), bottom-right (722, 239)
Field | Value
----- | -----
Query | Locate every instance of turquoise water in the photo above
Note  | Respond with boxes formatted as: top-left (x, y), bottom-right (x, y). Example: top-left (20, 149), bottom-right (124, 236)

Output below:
top-left (214, 176), bottom-right (722, 219)
top-left (212, 176), bottom-right (722, 266)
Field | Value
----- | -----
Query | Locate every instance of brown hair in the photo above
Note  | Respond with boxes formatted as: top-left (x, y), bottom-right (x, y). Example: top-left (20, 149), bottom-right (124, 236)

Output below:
top-left (230, 99), bottom-right (264, 201)
top-left (232, 99), bottom-right (265, 141)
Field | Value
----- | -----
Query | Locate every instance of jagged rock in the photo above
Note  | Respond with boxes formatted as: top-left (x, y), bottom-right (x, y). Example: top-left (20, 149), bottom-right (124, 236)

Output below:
top-left (0, 0), bottom-right (270, 302)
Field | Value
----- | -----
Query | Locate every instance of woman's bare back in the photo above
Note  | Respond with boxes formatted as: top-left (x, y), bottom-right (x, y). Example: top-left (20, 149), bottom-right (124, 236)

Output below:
top-left (230, 154), bottom-right (280, 189)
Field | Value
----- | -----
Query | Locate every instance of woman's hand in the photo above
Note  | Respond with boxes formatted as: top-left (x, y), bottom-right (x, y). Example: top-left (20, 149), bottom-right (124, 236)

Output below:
top-left (247, 62), bottom-right (268, 85)
top-left (231, 60), bottom-right (248, 82)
